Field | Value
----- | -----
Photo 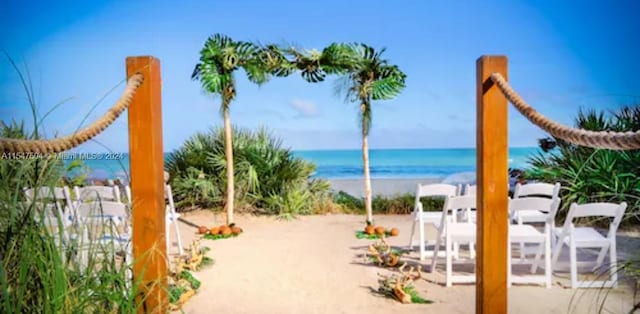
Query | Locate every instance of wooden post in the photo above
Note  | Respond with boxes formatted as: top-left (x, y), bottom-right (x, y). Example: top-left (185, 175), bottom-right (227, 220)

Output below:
top-left (476, 56), bottom-right (508, 314)
top-left (126, 56), bottom-right (168, 313)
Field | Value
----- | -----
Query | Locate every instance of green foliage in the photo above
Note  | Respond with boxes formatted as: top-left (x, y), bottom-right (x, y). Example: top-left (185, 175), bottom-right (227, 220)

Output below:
top-left (525, 106), bottom-right (640, 226)
top-left (333, 191), bottom-right (445, 215)
top-left (0, 138), bottom-right (144, 312)
top-left (62, 159), bottom-right (91, 187)
top-left (404, 286), bottom-right (434, 304)
top-left (355, 230), bottom-right (397, 239)
top-left (178, 271), bottom-right (201, 290)
top-left (171, 167), bottom-right (220, 210)
top-left (166, 126), bottom-right (332, 216)
top-left (203, 233), bottom-right (238, 240)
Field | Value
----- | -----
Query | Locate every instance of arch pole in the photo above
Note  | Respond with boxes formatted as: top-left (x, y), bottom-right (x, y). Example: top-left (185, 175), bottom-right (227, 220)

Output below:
top-left (126, 56), bottom-right (168, 313)
top-left (476, 55), bottom-right (509, 314)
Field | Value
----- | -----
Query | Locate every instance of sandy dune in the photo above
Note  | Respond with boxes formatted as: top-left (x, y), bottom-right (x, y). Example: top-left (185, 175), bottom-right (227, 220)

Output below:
top-left (173, 212), bottom-right (637, 314)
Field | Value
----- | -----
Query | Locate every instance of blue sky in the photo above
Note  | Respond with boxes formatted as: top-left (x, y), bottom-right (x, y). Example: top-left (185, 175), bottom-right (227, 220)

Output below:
top-left (1, 0), bottom-right (639, 152)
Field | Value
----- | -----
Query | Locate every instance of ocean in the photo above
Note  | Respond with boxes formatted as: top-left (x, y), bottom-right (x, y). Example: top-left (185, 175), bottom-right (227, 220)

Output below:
top-left (71, 147), bottom-right (539, 182)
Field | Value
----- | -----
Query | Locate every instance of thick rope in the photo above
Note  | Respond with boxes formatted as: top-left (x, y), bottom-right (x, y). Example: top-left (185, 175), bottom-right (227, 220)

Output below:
top-left (0, 74), bottom-right (144, 154)
top-left (490, 73), bottom-right (640, 150)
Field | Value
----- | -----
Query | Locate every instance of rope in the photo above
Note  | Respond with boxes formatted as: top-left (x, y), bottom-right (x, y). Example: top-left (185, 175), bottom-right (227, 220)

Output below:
top-left (490, 73), bottom-right (640, 150)
top-left (0, 74), bottom-right (144, 154)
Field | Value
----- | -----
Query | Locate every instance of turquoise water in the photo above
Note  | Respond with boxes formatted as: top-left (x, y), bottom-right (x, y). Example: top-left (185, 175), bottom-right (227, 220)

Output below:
top-left (71, 147), bottom-right (539, 181)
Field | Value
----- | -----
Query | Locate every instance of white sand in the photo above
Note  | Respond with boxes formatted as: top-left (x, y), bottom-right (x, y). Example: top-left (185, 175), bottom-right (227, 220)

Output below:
top-left (328, 178), bottom-right (441, 197)
top-left (173, 212), bottom-right (637, 314)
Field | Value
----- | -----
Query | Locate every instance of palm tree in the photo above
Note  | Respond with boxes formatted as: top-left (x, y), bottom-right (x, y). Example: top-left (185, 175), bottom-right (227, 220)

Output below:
top-left (335, 44), bottom-right (406, 223)
top-left (192, 34), bottom-right (273, 224)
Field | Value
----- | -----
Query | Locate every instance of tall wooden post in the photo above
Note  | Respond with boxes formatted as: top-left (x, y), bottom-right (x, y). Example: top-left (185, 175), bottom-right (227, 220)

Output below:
top-left (476, 56), bottom-right (508, 314)
top-left (126, 56), bottom-right (168, 313)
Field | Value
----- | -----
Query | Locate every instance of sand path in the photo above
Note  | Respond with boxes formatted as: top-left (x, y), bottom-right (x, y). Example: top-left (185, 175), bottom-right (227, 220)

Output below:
top-left (175, 212), bottom-right (636, 314)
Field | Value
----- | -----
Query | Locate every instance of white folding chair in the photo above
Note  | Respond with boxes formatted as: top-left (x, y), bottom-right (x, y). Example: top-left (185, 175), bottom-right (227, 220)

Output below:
top-left (24, 186), bottom-right (74, 213)
top-left (75, 201), bottom-right (132, 266)
top-left (508, 197), bottom-right (555, 288)
top-left (165, 184), bottom-right (183, 256)
top-left (125, 184), bottom-right (184, 256)
top-left (512, 182), bottom-right (561, 224)
top-left (429, 195), bottom-right (477, 286)
top-left (551, 202), bottom-right (627, 289)
top-left (407, 183), bottom-right (460, 260)
top-left (75, 185), bottom-right (122, 204)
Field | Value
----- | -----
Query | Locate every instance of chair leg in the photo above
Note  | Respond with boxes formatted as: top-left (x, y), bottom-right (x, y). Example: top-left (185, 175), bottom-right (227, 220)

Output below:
top-left (408, 219), bottom-right (417, 250)
top-left (545, 233), bottom-right (552, 288)
top-left (430, 226), bottom-right (443, 273)
top-left (469, 241), bottom-right (476, 259)
top-left (609, 241), bottom-right (618, 288)
top-left (531, 242), bottom-right (544, 274)
top-left (419, 219), bottom-right (426, 261)
top-left (569, 236), bottom-right (578, 289)
top-left (551, 238), bottom-right (564, 272)
top-left (173, 220), bottom-right (183, 256)
top-left (166, 224), bottom-right (171, 255)
top-left (507, 240), bottom-right (512, 288)
top-left (446, 229), bottom-right (452, 287)
top-left (594, 245), bottom-right (609, 270)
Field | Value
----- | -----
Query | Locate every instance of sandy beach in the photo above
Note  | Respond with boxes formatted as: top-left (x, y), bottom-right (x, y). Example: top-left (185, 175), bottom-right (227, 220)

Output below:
top-left (175, 211), bottom-right (638, 314)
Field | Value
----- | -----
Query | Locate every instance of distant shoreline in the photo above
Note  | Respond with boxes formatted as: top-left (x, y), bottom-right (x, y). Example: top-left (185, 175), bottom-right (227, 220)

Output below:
top-left (328, 177), bottom-right (444, 197)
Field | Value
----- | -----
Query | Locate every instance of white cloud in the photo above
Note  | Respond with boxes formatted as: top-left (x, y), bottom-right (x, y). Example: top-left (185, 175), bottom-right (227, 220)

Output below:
top-left (289, 99), bottom-right (320, 118)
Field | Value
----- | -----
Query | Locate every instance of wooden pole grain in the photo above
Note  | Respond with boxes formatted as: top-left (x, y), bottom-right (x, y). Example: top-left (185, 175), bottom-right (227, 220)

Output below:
top-left (476, 55), bottom-right (509, 314)
top-left (126, 56), bottom-right (168, 313)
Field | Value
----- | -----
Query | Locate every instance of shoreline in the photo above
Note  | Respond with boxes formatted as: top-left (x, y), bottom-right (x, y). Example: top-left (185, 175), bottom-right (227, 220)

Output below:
top-left (328, 177), bottom-right (445, 196)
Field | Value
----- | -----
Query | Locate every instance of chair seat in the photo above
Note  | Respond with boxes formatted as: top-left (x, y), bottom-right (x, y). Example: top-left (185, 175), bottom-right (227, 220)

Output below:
top-left (514, 210), bottom-right (547, 223)
top-left (554, 227), bottom-right (609, 247)
top-left (415, 211), bottom-right (445, 224)
top-left (447, 223), bottom-right (476, 241)
top-left (509, 224), bottom-right (545, 242)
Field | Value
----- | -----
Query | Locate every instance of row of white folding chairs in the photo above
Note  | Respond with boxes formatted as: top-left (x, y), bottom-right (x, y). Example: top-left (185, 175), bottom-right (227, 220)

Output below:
top-left (426, 193), bottom-right (626, 289)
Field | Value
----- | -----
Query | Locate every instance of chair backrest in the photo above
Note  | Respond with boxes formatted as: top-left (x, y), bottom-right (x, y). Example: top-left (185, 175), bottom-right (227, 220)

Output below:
top-left (439, 195), bottom-right (476, 225)
top-left (464, 184), bottom-right (476, 196)
top-left (513, 182), bottom-right (560, 199)
top-left (76, 185), bottom-right (121, 203)
top-left (561, 202), bottom-right (627, 236)
top-left (509, 196), bottom-right (560, 222)
top-left (24, 186), bottom-right (73, 211)
top-left (444, 195), bottom-right (476, 212)
top-left (414, 183), bottom-right (459, 212)
top-left (124, 184), bottom-right (177, 211)
top-left (24, 186), bottom-right (71, 201)
top-left (75, 201), bottom-right (128, 219)
top-left (464, 183), bottom-right (511, 196)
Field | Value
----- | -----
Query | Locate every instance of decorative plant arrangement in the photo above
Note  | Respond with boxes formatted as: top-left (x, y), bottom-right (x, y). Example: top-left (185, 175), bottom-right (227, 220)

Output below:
top-left (365, 237), bottom-right (408, 268)
top-left (356, 220), bottom-right (400, 239)
top-left (168, 239), bottom-right (213, 311)
top-left (199, 223), bottom-right (243, 240)
top-left (377, 264), bottom-right (432, 304)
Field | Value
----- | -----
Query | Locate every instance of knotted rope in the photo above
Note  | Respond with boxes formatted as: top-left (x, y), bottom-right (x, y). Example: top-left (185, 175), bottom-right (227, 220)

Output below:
top-left (490, 73), bottom-right (640, 150)
top-left (0, 74), bottom-right (144, 154)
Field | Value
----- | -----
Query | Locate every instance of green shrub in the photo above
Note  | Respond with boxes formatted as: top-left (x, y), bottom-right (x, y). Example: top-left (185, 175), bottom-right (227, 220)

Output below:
top-left (525, 106), bottom-right (640, 226)
top-left (333, 191), bottom-right (445, 215)
top-left (166, 126), bottom-right (332, 216)
top-left (0, 121), bottom-right (147, 313)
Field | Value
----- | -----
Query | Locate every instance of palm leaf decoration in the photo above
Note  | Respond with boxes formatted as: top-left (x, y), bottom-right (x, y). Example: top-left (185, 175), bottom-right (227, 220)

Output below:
top-left (191, 33), bottom-right (280, 224)
top-left (331, 43), bottom-right (407, 223)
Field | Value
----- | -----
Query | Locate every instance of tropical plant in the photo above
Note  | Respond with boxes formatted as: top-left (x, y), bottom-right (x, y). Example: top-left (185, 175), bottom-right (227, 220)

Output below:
top-left (333, 44), bottom-right (407, 223)
top-left (165, 126), bottom-right (332, 217)
top-left (192, 34), bottom-right (276, 224)
top-left (525, 106), bottom-right (640, 226)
